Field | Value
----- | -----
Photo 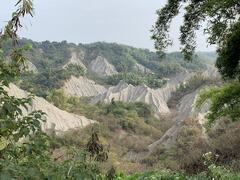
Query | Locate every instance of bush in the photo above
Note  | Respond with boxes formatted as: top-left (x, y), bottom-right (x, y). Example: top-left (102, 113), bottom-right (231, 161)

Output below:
top-left (46, 89), bottom-right (70, 110)
top-left (195, 82), bottom-right (240, 127)
top-left (106, 73), bottom-right (167, 88)
top-left (66, 64), bottom-right (86, 77)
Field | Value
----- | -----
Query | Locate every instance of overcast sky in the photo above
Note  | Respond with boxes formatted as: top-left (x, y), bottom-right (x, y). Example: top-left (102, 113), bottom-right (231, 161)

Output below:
top-left (0, 0), bottom-right (215, 52)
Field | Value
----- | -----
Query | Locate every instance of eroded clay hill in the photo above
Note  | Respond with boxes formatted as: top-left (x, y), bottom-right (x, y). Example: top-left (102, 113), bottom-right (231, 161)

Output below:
top-left (148, 67), bottom-right (220, 153)
top-left (92, 73), bottom-right (192, 115)
top-left (88, 56), bottom-right (118, 77)
top-left (26, 61), bottom-right (38, 73)
top-left (63, 76), bottom-right (106, 97)
top-left (7, 84), bottom-right (95, 134)
top-left (134, 63), bottom-right (153, 74)
top-left (63, 51), bottom-right (87, 70)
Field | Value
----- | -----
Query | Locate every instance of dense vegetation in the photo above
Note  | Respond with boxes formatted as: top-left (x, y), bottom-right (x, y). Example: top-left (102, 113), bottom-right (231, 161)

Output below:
top-left (83, 42), bottom-right (208, 76)
top-left (0, 38), bottom-right (209, 97)
top-left (106, 73), bottom-right (167, 88)
top-left (18, 63), bottom-right (86, 97)
top-left (196, 82), bottom-right (240, 128)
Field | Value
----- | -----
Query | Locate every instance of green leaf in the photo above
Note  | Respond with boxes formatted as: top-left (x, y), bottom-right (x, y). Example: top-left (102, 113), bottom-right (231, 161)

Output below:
top-left (0, 136), bottom-right (8, 151)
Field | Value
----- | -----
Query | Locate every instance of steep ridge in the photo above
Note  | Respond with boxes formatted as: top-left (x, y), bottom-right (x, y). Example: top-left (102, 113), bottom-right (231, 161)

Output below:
top-left (148, 89), bottom-right (201, 152)
top-left (63, 76), bottom-right (106, 97)
top-left (148, 67), bottom-right (219, 152)
top-left (26, 61), bottom-right (38, 73)
top-left (92, 81), bottom-right (169, 114)
top-left (88, 56), bottom-right (118, 76)
top-left (63, 51), bottom-right (87, 70)
top-left (92, 72), bottom-right (192, 115)
top-left (134, 63), bottom-right (154, 74)
top-left (7, 84), bottom-right (95, 134)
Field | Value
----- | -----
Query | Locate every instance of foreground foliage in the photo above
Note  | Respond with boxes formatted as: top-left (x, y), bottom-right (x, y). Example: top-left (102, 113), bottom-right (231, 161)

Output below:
top-left (152, 0), bottom-right (240, 61)
top-left (0, 1), bottom-right (107, 179)
top-left (196, 82), bottom-right (240, 127)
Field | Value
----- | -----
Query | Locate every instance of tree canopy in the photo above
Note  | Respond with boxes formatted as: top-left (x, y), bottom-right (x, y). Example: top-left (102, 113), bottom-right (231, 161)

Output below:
top-left (153, 0), bottom-right (240, 124)
top-left (152, 0), bottom-right (240, 62)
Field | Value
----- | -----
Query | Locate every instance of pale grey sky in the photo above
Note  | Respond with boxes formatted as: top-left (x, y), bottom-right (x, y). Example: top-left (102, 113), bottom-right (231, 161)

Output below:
top-left (0, 0), bottom-right (215, 52)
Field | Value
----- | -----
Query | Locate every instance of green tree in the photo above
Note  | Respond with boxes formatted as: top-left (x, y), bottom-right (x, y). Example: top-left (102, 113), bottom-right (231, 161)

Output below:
top-left (216, 22), bottom-right (240, 80)
top-left (47, 89), bottom-right (69, 110)
top-left (152, 0), bottom-right (240, 125)
top-left (195, 82), bottom-right (240, 128)
top-left (0, 0), bottom-right (49, 177)
top-left (152, 0), bottom-right (240, 61)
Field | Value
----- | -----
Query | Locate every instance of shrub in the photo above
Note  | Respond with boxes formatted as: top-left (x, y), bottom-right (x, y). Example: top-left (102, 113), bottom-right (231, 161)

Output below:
top-left (106, 73), bottom-right (167, 88)
top-left (195, 82), bottom-right (240, 128)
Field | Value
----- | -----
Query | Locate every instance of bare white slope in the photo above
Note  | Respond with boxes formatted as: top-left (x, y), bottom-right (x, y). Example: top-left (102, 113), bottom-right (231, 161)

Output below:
top-left (26, 61), bottom-right (38, 73)
top-left (92, 81), bottom-right (170, 114)
top-left (64, 76), bottom-right (106, 97)
top-left (134, 63), bottom-right (153, 74)
top-left (20, 60), bottom-right (37, 73)
top-left (63, 51), bottom-right (87, 70)
top-left (92, 73), bottom-right (191, 114)
top-left (202, 65), bottom-right (219, 78)
top-left (89, 56), bottom-right (118, 76)
top-left (148, 89), bottom-right (200, 152)
top-left (148, 67), bottom-right (219, 152)
top-left (7, 84), bottom-right (95, 133)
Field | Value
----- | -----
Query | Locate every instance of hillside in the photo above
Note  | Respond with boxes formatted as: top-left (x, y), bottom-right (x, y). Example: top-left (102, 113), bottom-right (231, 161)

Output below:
top-left (3, 39), bottom-right (228, 173)
top-left (91, 72), bottom-right (193, 115)
top-left (3, 39), bottom-right (215, 117)
top-left (6, 84), bottom-right (94, 134)
top-left (63, 76), bottom-right (106, 97)
top-left (2, 39), bottom-right (212, 96)
top-left (2, 0), bottom-right (240, 178)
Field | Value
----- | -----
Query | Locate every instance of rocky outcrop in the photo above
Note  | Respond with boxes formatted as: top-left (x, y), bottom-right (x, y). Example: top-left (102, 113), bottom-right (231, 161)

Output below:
top-left (63, 51), bottom-right (87, 70)
top-left (92, 81), bottom-right (170, 114)
top-left (63, 76), bottom-right (106, 97)
top-left (134, 63), bottom-right (153, 74)
top-left (92, 73), bottom-right (191, 115)
top-left (7, 84), bottom-right (95, 134)
top-left (26, 61), bottom-right (38, 73)
top-left (88, 56), bottom-right (118, 77)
